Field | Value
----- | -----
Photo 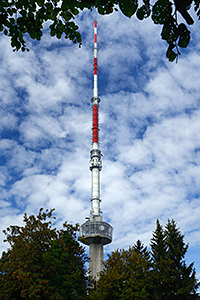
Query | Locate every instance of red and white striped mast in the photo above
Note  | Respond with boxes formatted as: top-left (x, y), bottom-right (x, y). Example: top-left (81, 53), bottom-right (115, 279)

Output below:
top-left (90, 19), bottom-right (102, 217)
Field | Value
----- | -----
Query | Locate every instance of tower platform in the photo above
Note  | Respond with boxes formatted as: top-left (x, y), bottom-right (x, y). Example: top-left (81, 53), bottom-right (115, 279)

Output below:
top-left (80, 219), bottom-right (113, 246)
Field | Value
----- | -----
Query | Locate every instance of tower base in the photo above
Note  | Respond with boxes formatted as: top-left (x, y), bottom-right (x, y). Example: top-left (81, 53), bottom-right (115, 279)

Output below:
top-left (89, 243), bottom-right (103, 281)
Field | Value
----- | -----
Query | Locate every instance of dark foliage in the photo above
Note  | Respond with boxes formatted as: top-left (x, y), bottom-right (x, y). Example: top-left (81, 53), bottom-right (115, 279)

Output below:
top-left (150, 219), bottom-right (200, 299)
top-left (89, 219), bottom-right (200, 300)
top-left (89, 247), bottom-right (153, 299)
top-left (0, 0), bottom-right (199, 61)
top-left (0, 208), bottom-right (88, 300)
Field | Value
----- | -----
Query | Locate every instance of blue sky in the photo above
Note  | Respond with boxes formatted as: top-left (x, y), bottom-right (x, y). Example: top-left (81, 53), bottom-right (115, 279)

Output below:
top-left (0, 7), bottom-right (200, 281)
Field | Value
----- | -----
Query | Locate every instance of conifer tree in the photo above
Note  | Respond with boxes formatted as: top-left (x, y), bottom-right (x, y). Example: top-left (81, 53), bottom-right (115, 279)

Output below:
top-left (150, 219), bottom-right (200, 299)
top-left (133, 239), bottom-right (151, 261)
top-left (150, 219), bottom-right (167, 265)
top-left (150, 219), bottom-right (168, 299)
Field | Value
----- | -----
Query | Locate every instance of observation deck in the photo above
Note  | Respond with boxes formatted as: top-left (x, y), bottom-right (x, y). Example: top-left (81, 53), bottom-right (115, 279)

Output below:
top-left (79, 220), bottom-right (113, 246)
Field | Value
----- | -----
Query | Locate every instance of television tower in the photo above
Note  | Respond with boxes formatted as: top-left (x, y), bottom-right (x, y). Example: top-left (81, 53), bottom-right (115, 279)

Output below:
top-left (79, 20), bottom-right (113, 282)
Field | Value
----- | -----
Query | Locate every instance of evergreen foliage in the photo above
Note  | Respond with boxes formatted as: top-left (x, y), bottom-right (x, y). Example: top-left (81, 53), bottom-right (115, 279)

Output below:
top-left (150, 219), bottom-right (200, 299)
top-left (133, 239), bottom-right (151, 261)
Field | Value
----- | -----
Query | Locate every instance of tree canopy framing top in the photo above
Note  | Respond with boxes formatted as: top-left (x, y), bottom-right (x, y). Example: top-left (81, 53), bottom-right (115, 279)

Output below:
top-left (0, 0), bottom-right (200, 61)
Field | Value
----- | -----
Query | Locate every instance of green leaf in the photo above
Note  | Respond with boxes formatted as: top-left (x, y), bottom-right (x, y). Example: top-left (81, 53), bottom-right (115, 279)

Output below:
top-left (30, 30), bottom-right (37, 39)
top-left (36, 0), bottom-right (45, 6)
top-left (119, 0), bottom-right (138, 18)
top-left (4, 29), bottom-right (8, 35)
top-left (96, 1), bottom-right (114, 15)
top-left (166, 44), bottom-right (177, 62)
top-left (178, 23), bottom-right (190, 48)
top-left (71, 8), bottom-right (79, 15)
top-left (152, 0), bottom-right (172, 24)
top-left (36, 30), bottom-right (43, 40)
top-left (7, 8), bottom-right (14, 16)
top-left (161, 17), bottom-right (178, 43)
top-left (56, 31), bottom-right (62, 39)
top-left (136, 4), bottom-right (150, 20)
top-left (76, 32), bottom-right (82, 44)
top-left (98, 6), bottom-right (105, 15)
top-left (10, 17), bottom-right (15, 25)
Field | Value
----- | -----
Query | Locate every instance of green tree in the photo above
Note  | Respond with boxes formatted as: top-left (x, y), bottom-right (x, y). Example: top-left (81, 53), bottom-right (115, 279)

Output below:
top-left (89, 220), bottom-right (199, 300)
top-left (89, 247), bottom-right (153, 300)
top-left (133, 239), bottom-right (151, 261)
top-left (150, 218), bottom-right (168, 267)
top-left (150, 219), bottom-right (200, 299)
top-left (0, 208), bottom-right (88, 300)
top-left (0, 0), bottom-right (200, 61)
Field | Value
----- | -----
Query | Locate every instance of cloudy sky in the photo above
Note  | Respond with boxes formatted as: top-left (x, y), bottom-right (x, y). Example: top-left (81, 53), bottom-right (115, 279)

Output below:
top-left (0, 6), bottom-right (200, 280)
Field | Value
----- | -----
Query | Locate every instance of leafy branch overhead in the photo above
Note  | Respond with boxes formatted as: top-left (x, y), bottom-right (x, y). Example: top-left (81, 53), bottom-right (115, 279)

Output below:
top-left (0, 0), bottom-right (200, 61)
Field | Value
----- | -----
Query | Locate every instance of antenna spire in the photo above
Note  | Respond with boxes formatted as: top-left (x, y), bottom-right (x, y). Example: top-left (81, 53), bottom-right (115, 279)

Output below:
top-left (90, 19), bottom-right (102, 216)
top-left (93, 19), bottom-right (98, 98)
